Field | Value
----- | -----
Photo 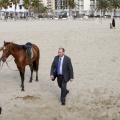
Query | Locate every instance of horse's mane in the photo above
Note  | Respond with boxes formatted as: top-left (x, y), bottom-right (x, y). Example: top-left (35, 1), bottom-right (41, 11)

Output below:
top-left (4, 42), bottom-right (25, 50)
top-left (4, 42), bottom-right (26, 51)
top-left (12, 43), bottom-right (25, 50)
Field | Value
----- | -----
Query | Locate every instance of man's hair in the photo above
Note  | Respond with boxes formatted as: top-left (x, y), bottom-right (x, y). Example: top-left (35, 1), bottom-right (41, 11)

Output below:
top-left (59, 47), bottom-right (65, 52)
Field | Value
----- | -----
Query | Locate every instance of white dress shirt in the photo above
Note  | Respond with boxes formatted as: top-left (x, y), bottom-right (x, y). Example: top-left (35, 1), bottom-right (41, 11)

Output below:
top-left (59, 55), bottom-right (64, 75)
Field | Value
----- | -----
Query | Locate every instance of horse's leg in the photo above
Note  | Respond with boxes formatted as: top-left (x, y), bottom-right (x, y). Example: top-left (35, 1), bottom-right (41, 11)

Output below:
top-left (33, 60), bottom-right (39, 81)
top-left (34, 59), bottom-right (39, 81)
top-left (18, 69), bottom-right (25, 90)
top-left (36, 70), bottom-right (38, 81)
top-left (19, 71), bottom-right (22, 87)
top-left (17, 66), bottom-right (22, 88)
top-left (15, 60), bottom-right (25, 91)
top-left (29, 64), bottom-right (33, 83)
top-left (35, 60), bottom-right (39, 81)
top-left (19, 67), bottom-right (25, 91)
top-left (21, 71), bottom-right (25, 91)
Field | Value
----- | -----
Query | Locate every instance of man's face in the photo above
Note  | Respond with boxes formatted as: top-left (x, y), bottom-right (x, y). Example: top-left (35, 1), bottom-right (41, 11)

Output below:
top-left (58, 49), bottom-right (64, 57)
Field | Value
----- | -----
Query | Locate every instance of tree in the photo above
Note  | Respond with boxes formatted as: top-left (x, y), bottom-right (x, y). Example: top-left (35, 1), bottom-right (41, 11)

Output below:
top-left (0, 0), bottom-right (10, 21)
top-left (10, 0), bottom-right (19, 20)
top-left (63, 0), bottom-right (76, 17)
top-left (96, 0), bottom-right (111, 17)
top-left (38, 4), bottom-right (48, 14)
top-left (96, 0), bottom-right (111, 23)
top-left (0, 0), bottom-right (2, 10)
top-left (31, 0), bottom-right (42, 14)
top-left (109, 0), bottom-right (120, 16)
top-left (41, 6), bottom-right (48, 13)
top-left (23, 0), bottom-right (32, 17)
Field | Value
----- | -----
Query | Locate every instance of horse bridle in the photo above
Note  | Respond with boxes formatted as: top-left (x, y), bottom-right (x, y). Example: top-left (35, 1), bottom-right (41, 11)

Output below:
top-left (3, 46), bottom-right (10, 51)
top-left (0, 46), bottom-right (18, 71)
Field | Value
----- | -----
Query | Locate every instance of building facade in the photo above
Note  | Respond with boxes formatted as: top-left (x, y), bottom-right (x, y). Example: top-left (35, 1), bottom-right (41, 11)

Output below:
top-left (1, 0), bottom-right (47, 13)
top-left (47, 0), bottom-right (120, 16)
top-left (1, 0), bottom-right (27, 13)
top-left (47, 0), bottom-right (97, 14)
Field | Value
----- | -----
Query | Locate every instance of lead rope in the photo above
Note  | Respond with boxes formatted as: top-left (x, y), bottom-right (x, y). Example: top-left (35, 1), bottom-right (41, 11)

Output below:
top-left (6, 57), bottom-right (14, 62)
top-left (6, 61), bottom-right (18, 71)
top-left (0, 61), bottom-right (4, 71)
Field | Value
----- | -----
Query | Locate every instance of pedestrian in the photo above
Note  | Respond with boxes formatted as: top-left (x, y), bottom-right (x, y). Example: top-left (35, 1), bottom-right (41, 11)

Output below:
top-left (112, 18), bottom-right (115, 29)
top-left (50, 48), bottom-right (74, 105)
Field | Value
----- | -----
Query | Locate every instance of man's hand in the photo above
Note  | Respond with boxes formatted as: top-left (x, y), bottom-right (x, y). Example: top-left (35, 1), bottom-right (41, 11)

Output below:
top-left (50, 75), bottom-right (54, 80)
top-left (70, 79), bottom-right (73, 82)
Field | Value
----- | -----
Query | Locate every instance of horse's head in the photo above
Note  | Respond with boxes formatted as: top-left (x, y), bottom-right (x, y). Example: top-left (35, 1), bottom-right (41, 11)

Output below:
top-left (1, 41), bottom-right (13, 62)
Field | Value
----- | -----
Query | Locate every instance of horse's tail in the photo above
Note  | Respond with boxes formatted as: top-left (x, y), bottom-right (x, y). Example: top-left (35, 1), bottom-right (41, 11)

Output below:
top-left (33, 61), bottom-right (37, 71)
top-left (33, 45), bottom-right (40, 71)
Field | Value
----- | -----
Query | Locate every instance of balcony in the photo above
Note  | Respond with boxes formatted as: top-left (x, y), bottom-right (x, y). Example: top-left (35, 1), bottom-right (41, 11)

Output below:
top-left (90, 1), bottom-right (95, 5)
top-left (79, 1), bottom-right (84, 5)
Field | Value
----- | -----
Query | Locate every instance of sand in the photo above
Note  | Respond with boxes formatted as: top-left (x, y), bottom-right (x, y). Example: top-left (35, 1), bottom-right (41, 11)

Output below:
top-left (0, 18), bottom-right (120, 120)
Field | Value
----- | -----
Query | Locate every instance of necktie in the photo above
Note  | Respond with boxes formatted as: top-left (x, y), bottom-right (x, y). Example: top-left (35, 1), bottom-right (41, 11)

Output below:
top-left (57, 58), bottom-right (61, 75)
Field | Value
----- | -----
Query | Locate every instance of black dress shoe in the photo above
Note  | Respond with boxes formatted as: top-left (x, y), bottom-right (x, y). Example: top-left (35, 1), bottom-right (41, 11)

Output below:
top-left (61, 101), bottom-right (65, 105)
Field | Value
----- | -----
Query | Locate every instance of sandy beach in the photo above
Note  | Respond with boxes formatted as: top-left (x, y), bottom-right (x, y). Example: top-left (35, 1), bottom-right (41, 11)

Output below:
top-left (0, 18), bottom-right (120, 120)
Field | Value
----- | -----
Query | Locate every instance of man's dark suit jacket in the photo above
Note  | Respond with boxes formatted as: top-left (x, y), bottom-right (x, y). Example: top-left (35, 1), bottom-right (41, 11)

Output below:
top-left (50, 55), bottom-right (74, 82)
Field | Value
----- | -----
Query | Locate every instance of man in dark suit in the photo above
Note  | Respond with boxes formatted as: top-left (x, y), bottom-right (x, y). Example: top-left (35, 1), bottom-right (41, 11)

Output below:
top-left (50, 48), bottom-right (74, 105)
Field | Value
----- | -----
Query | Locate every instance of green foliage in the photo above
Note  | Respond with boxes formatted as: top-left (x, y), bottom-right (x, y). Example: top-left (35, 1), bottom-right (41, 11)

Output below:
top-left (0, 0), bottom-right (10, 9)
top-left (108, 0), bottom-right (120, 16)
top-left (38, 14), bottom-right (43, 18)
top-left (62, 14), bottom-right (67, 18)
top-left (96, 0), bottom-right (120, 16)
top-left (63, 0), bottom-right (76, 9)
top-left (23, 0), bottom-right (32, 9)
top-left (10, 0), bottom-right (19, 5)
top-left (68, 0), bottom-right (75, 9)
top-left (23, 0), bottom-right (48, 15)
top-left (96, 0), bottom-right (111, 16)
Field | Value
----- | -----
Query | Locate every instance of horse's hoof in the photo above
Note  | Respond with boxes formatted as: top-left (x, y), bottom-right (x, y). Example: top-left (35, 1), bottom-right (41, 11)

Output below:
top-left (36, 79), bottom-right (38, 82)
top-left (29, 81), bottom-right (32, 83)
top-left (21, 89), bottom-right (25, 91)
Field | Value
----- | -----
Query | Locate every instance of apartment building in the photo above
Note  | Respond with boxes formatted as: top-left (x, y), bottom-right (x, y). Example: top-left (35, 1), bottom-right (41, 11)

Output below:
top-left (1, 0), bottom-right (47, 13)
top-left (47, 0), bottom-right (120, 16)
top-left (47, 0), bottom-right (97, 15)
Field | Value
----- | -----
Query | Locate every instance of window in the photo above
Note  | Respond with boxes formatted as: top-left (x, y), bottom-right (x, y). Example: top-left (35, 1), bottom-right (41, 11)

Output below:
top-left (9, 3), bottom-right (12, 8)
top-left (19, 5), bottom-right (22, 9)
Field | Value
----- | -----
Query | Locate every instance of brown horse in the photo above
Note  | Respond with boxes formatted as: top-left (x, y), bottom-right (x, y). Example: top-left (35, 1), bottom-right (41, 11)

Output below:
top-left (0, 41), bottom-right (40, 91)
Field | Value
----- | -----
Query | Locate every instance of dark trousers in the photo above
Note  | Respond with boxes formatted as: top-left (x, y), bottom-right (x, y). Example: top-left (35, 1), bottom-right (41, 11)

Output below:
top-left (57, 75), bottom-right (68, 102)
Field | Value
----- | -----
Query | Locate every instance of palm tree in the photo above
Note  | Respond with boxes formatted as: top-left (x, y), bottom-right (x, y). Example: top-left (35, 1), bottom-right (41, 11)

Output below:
top-left (42, 6), bottom-right (48, 13)
top-left (31, 0), bottom-right (41, 14)
top-left (96, 0), bottom-right (111, 17)
top-left (108, 0), bottom-right (120, 16)
top-left (38, 5), bottom-right (48, 14)
top-left (0, 0), bottom-right (2, 9)
top-left (96, 0), bottom-right (111, 23)
top-left (63, 0), bottom-right (76, 17)
top-left (10, 0), bottom-right (19, 20)
top-left (23, 0), bottom-right (32, 18)
top-left (0, 0), bottom-right (10, 21)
